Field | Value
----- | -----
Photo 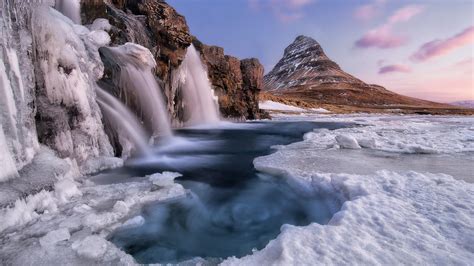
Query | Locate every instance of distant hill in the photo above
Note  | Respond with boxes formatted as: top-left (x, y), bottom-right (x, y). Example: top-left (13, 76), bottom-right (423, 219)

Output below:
top-left (450, 101), bottom-right (474, 109)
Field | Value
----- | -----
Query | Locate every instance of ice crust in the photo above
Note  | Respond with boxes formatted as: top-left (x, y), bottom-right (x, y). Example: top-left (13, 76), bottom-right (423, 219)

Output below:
top-left (0, 171), bottom-right (186, 264)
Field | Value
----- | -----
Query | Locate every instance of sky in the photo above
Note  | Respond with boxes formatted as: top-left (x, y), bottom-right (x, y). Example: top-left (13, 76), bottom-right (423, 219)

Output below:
top-left (167, 0), bottom-right (474, 102)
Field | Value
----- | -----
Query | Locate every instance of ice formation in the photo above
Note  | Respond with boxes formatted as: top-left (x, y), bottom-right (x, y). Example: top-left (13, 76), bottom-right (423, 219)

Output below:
top-left (31, 5), bottom-right (113, 164)
top-left (176, 44), bottom-right (221, 125)
top-left (0, 1), bottom-right (41, 176)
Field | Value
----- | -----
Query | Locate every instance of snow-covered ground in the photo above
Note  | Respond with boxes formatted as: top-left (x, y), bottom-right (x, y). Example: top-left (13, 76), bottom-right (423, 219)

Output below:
top-left (224, 114), bottom-right (474, 265)
top-left (259, 100), bottom-right (306, 112)
top-left (259, 100), bottom-right (330, 113)
top-left (0, 114), bottom-right (473, 265)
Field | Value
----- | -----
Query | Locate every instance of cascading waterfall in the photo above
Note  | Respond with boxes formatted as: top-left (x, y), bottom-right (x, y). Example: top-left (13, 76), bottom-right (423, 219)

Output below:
top-left (54, 0), bottom-right (81, 24)
top-left (100, 43), bottom-right (172, 138)
top-left (96, 88), bottom-right (151, 157)
top-left (177, 44), bottom-right (220, 126)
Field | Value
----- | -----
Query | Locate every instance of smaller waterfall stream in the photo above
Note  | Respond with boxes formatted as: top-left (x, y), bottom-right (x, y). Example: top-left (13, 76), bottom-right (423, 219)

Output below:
top-left (178, 44), bottom-right (220, 126)
top-left (97, 88), bottom-right (151, 157)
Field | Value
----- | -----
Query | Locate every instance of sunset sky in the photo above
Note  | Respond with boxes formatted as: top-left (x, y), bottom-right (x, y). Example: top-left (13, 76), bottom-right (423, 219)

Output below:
top-left (168, 0), bottom-right (474, 102)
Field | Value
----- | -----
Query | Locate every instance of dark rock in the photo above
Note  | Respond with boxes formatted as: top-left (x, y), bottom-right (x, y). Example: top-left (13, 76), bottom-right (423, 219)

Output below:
top-left (193, 39), bottom-right (265, 119)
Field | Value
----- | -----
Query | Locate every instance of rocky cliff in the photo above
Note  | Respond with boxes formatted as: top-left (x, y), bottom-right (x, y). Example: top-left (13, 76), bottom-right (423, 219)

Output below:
top-left (193, 40), bottom-right (265, 119)
top-left (82, 0), bottom-right (265, 121)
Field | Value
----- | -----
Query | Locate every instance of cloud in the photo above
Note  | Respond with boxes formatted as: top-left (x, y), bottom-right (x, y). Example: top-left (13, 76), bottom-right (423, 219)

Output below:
top-left (411, 26), bottom-right (474, 62)
top-left (355, 5), bottom-right (424, 49)
top-left (378, 64), bottom-right (411, 74)
top-left (248, 0), bottom-right (314, 23)
top-left (388, 5), bottom-right (424, 23)
top-left (353, 0), bottom-right (386, 21)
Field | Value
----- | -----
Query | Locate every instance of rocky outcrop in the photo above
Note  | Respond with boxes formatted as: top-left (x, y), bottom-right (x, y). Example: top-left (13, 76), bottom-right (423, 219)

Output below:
top-left (82, 0), bottom-right (264, 121)
top-left (193, 40), bottom-right (266, 119)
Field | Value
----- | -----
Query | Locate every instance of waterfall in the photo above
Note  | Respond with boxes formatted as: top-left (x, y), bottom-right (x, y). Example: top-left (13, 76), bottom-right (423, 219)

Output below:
top-left (177, 44), bottom-right (220, 126)
top-left (54, 0), bottom-right (81, 24)
top-left (100, 43), bottom-right (172, 138)
top-left (96, 88), bottom-right (151, 157)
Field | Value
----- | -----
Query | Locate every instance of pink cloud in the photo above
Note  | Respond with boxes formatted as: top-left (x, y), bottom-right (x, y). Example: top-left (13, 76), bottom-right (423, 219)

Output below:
top-left (388, 5), bottom-right (424, 23)
top-left (248, 0), bottom-right (314, 23)
top-left (411, 26), bottom-right (474, 62)
top-left (355, 5), bottom-right (424, 49)
top-left (355, 25), bottom-right (407, 48)
top-left (378, 64), bottom-right (411, 74)
top-left (354, 0), bottom-right (386, 21)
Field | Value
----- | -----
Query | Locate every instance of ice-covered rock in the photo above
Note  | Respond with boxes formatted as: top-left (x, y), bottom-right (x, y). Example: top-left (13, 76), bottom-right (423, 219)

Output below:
top-left (89, 18), bottom-right (111, 32)
top-left (39, 228), bottom-right (71, 248)
top-left (149, 172), bottom-right (182, 187)
top-left (113, 200), bottom-right (129, 214)
top-left (72, 235), bottom-right (108, 259)
top-left (31, 6), bottom-right (113, 166)
top-left (335, 134), bottom-right (361, 149)
top-left (54, 179), bottom-right (82, 204)
top-left (122, 215), bottom-right (145, 228)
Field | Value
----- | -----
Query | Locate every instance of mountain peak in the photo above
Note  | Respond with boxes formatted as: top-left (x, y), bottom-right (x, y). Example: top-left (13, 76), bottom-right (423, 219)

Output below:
top-left (264, 35), bottom-right (356, 91)
top-left (294, 35), bottom-right (319, 45)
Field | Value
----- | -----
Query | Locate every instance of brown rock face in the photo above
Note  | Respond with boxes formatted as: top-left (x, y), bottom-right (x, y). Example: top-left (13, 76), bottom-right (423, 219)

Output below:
top-left (193, 39), bottom-right (266, 119)
top-left (82, 0), bottom-right (264, 122)
top-left (241, 59), bottom-right (264, 119)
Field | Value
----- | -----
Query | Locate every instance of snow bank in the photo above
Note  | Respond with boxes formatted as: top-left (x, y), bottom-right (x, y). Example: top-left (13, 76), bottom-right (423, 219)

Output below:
top-left (310, 107), bottom-right (330, 113)
top-left (224, 171), bottom-right (474, 265)
top-left (259, 101), bottom-right (306, 112)
top-left (223, 115), bottom-right (474, 264)
top-left (302, 115), bottom-right (474, 154)
top-left (335, 134), bottom-right (361, 149)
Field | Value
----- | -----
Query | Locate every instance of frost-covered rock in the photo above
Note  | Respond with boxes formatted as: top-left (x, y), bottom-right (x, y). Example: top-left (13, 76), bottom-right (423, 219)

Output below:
top-left (357, 138), bottom-right (377, 149)
top-left (89, 18), bottom-right (111, 32)
top-left (54, 179), bottom-right (82, 204)
top-left (39, 228), bottom-right (71, 248)
top-left (113, 200), bottom-right (129, 214)
top-left (122, 215), bottom-right (145, 229)
top-left (0, 190), bottom-right (58, 232)
top-left (31, 6), bottom-right (113, 166)
top-left (72, 235), bottom-right (108, 259)
top-left (335, 134), bottom-right (361, 149)
top-left (149, 172), bottom-right (182, 187)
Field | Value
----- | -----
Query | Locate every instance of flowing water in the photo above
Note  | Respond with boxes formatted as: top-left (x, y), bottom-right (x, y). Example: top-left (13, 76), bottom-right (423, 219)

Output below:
top-left (177, 44), bottom-right (220, 126)
top-left (101, 43), bottom-right (173, 138)
top-left (98, 121), bottom-right (350, 264)
top-left (96, 88), bottom-right (151, 156)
